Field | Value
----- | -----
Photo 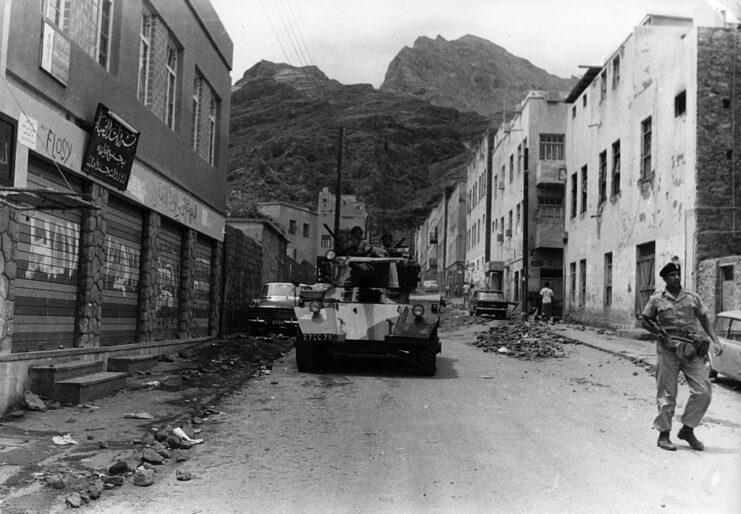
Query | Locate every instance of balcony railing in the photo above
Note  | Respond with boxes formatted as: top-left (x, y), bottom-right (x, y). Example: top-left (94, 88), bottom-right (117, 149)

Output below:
top-left (535, 160), bottom-right (567, 186)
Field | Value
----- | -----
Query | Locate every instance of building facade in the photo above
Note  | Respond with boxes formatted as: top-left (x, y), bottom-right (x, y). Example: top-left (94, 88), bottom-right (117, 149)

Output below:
top-left (443, 182), bottom-right (466, 296)
top-left (564, 12), bottom-right (741, 328)
top-left (465, 132), bottom-right (491, 289)
top-left (490, 91), bottom-right (568, 314)
top-left (256, 202), bottom-right (318, 265)
top-left (0, 0), bottom-right (232, 413)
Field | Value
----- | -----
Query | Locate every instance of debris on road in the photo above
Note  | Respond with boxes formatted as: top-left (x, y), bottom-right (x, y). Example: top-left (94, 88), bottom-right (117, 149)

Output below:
top-left (51, 434), bottom-right (79, 445)
top-left (124, 412), bottom-right (155, 419)
top-left (23, 391), bottom-right (47, 411)
top-left (470, 320), bottom-right (571, 359)
top-left (176, 469), bottom-right (192, 481)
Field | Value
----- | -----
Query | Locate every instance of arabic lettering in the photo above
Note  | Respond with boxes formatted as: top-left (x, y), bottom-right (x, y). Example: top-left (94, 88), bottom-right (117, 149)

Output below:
top-left (95, 114), bottom-right (138, 148)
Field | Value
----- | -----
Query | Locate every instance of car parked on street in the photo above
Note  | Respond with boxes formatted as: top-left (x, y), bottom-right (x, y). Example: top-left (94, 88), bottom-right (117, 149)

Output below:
top-left (469, 290), bottom-right (515, 319)
top-left (246, 282), bottom-right (306, 334)
top-left (709, 310), bottom-right (741, 382)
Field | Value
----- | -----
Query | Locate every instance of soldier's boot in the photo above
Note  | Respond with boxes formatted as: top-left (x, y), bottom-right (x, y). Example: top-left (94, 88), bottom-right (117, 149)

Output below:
top-left (677, 425), bottom-right (704, 451)
top-left (657, 431), bottom-right (677, 451)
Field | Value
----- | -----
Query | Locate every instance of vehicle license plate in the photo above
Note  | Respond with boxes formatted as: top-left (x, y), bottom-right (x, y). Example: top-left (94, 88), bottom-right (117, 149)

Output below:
top-left (305, 333), bottom-right (344, 342)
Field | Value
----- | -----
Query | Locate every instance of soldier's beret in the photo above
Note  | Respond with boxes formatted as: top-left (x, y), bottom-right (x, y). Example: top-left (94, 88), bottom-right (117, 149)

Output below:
top-left (659, 262), bottom-right (681, 277)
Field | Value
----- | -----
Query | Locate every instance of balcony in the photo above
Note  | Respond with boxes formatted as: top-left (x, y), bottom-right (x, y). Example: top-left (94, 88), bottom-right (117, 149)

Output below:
top-left (535, 160), bottom-right (567, 186)
top-left (534, 206), bottom-right (565, 249)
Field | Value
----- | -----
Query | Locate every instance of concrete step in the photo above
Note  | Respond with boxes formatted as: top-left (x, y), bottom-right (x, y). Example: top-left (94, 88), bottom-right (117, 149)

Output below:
top-left (107, 354), bottom-right (160, 376)
top-left (53, 371), bottom-right (129, 405)
top-left (29, 360), bottom-right (105, 399)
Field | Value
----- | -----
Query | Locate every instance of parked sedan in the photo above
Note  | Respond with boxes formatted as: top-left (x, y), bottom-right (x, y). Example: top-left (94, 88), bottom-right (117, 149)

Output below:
top-left (246, 282), bottom-right (304, 334)
top-left (469, 290), bottom-right (514, 319)
top-left (709, 310), bottom-right (741, 382)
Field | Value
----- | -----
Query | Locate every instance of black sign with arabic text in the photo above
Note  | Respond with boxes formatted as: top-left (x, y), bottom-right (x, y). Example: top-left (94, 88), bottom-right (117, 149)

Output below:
top-left (82, 104), bottom-right (139, 190)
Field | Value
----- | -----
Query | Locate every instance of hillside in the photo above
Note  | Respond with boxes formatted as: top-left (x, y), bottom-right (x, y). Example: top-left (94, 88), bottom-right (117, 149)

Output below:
top-left (381, 34), bottom-right (577, 118)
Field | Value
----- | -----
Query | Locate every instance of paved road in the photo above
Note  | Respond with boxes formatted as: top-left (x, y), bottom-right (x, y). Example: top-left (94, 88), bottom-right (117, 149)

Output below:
top-left (91, 320), bottom-right (741, 514)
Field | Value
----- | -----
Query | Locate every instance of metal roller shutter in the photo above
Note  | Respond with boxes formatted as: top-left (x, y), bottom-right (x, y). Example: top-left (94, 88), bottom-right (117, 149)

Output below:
top-left (155, 220), bottom-right (182, 340)
top-left (192, 235), bottom-right (212, 336)
top-left (14, 158), bottom-right (82, 352)
top-left (101, 195), bottom-right (142, 346)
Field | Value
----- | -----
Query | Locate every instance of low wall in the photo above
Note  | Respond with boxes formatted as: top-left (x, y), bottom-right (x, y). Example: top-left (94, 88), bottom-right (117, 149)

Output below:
top-left (0, 337), bottom-right (212, 415)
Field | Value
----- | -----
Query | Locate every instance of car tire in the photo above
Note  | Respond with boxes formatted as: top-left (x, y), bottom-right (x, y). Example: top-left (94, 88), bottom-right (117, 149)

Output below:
top-left (417, 345), bottom-right (437, 376)
top-left (295, 332), bottom-right (315, 372)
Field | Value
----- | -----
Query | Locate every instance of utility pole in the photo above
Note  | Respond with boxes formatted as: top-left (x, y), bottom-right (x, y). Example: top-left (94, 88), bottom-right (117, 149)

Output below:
top-left (333, 127), bottom-right (343, 253)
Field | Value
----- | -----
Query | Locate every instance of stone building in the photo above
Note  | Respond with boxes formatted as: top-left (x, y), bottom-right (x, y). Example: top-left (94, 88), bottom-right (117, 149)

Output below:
top-left (316, 187), bottom-right (367, 255)
top-left (443, 183), bottom-right (467, 296)
top-left (0, 0), bottom-right (232, 413)
top-left (563, 12), bottom-right (741, 329)
top-left (256, 202), bottom-right (318, 267)
top-left (489, 91), bottom-right (568, 314)
top-left (226, 218), bottom-right (289, 284)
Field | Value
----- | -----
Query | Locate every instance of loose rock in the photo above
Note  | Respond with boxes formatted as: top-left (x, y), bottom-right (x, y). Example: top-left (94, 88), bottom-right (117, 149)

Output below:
top-left (176, 469), bottom-right (192, 481)
top-left (23, 391), bottom-right (47, 411)
top-left (133, 469), bottom-right (155, 487)
top-left (65, 492), bottom-right (83, 508)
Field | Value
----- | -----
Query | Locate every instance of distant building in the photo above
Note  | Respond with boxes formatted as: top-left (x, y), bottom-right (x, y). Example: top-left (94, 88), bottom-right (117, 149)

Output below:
top-left (490, 91), bottom-right (568, 314)
top-left (226, 218), bottom-right (288, 284)
top-left (257, 202), bottom-right (318, 265)
top-left (317, 187), bottom-right (367, 255)
top-left (0, 0), bottom-right (232, 413)
top-left (564, 12), bottom-right (741, 328)
top-left (465, 132), bottom-right (491, 289)
top-left (444, 182), bottom-right (467, 296)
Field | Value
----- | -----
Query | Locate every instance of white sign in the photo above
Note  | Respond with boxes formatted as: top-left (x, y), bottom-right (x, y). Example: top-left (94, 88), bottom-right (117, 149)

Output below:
top-left (18, 114), bottom-right (37, 150)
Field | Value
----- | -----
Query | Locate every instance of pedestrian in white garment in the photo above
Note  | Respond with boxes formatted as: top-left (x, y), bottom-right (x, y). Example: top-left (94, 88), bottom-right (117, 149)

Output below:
top-left (539, 282), bottom-right (554, 321)
top-left (641, 261), bottom-right (720, 451)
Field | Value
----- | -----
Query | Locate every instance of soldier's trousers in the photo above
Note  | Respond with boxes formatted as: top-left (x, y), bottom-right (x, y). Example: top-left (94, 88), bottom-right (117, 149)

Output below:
top-left (653, 342), bottom-right (712, 432)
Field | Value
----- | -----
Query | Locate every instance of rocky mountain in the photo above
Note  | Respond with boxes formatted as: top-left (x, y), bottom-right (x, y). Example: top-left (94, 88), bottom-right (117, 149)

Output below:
top-left (227, 61), bottom-right (490, 236)
top-left (381, 35), bottom-right (577, 118)
top-left (226, 37), bottom-right (578, 238)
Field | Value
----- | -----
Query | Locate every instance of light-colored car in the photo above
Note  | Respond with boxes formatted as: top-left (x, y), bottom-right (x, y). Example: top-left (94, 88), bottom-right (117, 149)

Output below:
top-left (246, 282), bottom-right (303, 334)
top-left (710, 311), bottom-right (741, 382)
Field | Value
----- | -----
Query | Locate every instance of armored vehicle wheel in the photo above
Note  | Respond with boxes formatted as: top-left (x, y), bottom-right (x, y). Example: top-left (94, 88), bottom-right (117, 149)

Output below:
top-left (295, 333), bottom-right (315, 372)
top-left (417, 341), bottom-right (437, 376)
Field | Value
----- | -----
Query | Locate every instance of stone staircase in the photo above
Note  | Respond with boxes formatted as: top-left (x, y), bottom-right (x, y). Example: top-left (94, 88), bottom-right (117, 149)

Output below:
top-left (29, 354), bottom-right (160, 405)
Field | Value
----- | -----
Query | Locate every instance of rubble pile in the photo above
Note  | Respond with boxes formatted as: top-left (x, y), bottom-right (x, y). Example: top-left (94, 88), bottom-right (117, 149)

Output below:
top-left (471, 320), bottom-right (573, 360)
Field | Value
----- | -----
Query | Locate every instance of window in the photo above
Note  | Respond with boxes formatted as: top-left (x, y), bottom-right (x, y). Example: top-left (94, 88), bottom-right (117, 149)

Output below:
top-left (612, 55), bottom-right (620, 88)
top-left (138, 11), bottom-right (152, 105)
top-left (675, 90), bottom-right (686, 117)
top-left (165, 45), bottom-right (178, 130)
top-left (539, 134), bottom-right (565, 160)
top-left (611, 139), bottom-right (621, 196)
top-left (579, 259), bottom-right (587, 307)
top-left (508, 210), bottom-right (513, 235)
top-left (191, 75), bottom-right (202, 151)
top-left (303, 223), bottom-right (310, 238)
top-left (598, 150), bottom-right (607, 204)
top-left (604, 252), bottom-right (613, 307)
top-left (570, 172), bottom-right (577, 218)
top-left (600, 71), bottom-right (607, 102)
top-left (289, 219), bottom-right (297, 235)
top-left (208, 98), bottom-right (217, 165)
top-left (45, 0), bottom-right (70, 31)
top-left (321, 235), bottom-right (332, 248)
top-left (96, 0), bottom-right (113, 68)
top-left (641, 116), bottom-right (652, 180)
top-left (523, 138), bottom-right (528, 171)
top-left (493, 175), bottom-right (498, 197)
top-left (509, 154), bottom-right (514, 183)
top-left (500, 165), bottom-right (505, 190)
top-left (582, 93), bottom-right (587, 107)
top-left (572, 105), bottom-right (576, 119)
top-left (517, 144), bottom-right (522, 174)
top-left (580, 165), bottom-right (587, 214)
top-left (516, 203), bottom-right (521, 233)
top-left (570, 262), bottom-right (576, 304)
top-left (500, 216), bottom-right (504, 236)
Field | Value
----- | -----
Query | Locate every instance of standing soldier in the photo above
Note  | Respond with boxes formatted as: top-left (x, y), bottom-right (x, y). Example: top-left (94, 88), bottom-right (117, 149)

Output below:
top-left (462, 281), bottom-right (471, 308)
top-left (641, 260), bottom-right (720, 451)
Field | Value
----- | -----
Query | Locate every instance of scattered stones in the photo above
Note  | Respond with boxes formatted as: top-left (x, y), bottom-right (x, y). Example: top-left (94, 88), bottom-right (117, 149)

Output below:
top-left (133, 469), bottom-right (155, 487)
top-left (7, 409), bottom-right (25, 419)
top-left (23, 391), bottom-right (47, 411)
top-left (87, 479), bottom-right (104, 500)
top-left (102, 475), bottom-right (125, 486)
top-left (65, 492), bottom-right (83, 508)
top-left (471, 320), bottom-right (569, 360)
top-left (175, 469), bottom-right (192, 481)
top-left (109, 459), bottom-right (136, 476)
top-left (141, 447), bottom-right (165, 464)
top-left (44, 473), bottom-right (68, 490)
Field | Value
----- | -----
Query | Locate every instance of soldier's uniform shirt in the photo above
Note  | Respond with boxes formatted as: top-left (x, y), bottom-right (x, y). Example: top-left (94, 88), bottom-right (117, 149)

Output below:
top-left (642, 288), bottom-right (707, 336)
top-left (642, 287), bottom-right (712, 432)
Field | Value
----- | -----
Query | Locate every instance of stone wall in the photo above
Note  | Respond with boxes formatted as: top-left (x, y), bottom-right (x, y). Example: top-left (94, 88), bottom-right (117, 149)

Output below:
top-left (0, 206), bottom-right (17, 357)
top-left (696, 28), bottom-right (741, 259)
top-left (222, 226), bottom-right (263, 333)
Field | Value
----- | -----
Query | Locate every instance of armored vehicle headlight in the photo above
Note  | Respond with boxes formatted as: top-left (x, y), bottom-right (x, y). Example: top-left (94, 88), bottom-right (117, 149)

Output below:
top-left (412, 304), bottom-right (425, 317)
top-left (309, 300), bottom-right (323, 313)
top-left (325, 250), bottom-right (336, 260)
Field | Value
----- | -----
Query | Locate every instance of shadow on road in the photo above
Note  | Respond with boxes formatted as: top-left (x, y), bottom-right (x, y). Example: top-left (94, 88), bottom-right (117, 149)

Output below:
top-left (303, 353), bottom-right (459, 379)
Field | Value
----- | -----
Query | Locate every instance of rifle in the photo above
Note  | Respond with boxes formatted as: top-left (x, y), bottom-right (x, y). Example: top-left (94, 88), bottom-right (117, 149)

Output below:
top-left (642, 315), bottom-right (709, 358)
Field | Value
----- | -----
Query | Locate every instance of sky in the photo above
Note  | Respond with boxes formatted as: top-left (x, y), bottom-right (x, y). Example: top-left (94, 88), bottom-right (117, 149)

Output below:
top-left (209, 0), bottom-right (720, 87)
